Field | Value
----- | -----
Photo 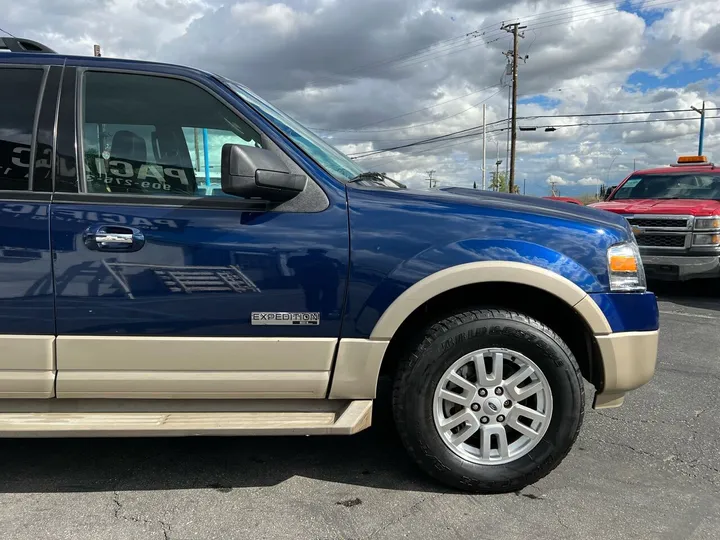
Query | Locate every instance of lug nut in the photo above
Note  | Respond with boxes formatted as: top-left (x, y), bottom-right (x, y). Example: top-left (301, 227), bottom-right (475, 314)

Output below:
top-left (497, 415), bottom-right (506, 422)
top-left (494, 387), bottom-right (504, 396)
top-left (478, 388), bottom-right (488, 397)
top-left (504, 400), bottom-right (512, 408)
top-left (480, 416), bottom-right (489, 424)
top-left (471, 403), bottom-right (480, 412)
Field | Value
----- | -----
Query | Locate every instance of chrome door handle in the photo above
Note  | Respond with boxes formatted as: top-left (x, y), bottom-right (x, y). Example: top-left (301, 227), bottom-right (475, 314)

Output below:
top-left (95, 233), bottom-right (134, 245)
top-left (83, 225), bottom-right (145, 252)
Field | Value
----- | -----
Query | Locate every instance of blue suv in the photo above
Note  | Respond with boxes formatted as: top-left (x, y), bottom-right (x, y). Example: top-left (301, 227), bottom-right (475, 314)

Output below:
top-left (0, 38), bottom-right (659, 493)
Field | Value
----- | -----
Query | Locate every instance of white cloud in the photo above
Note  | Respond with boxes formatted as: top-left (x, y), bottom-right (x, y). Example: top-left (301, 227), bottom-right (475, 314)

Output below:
top-left (577, 176), bottom-right (602, 186)
top-left (547, 174), bottom-right (573, 186)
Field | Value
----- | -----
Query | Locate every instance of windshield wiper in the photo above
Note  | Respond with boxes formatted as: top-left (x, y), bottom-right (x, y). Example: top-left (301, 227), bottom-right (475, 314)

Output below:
top-left (348, 172), bottom-right (406, 189)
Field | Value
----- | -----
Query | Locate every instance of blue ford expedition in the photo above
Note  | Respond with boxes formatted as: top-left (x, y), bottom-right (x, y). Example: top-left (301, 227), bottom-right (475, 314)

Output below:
top-left (0, 37), bottom-right (659, 493)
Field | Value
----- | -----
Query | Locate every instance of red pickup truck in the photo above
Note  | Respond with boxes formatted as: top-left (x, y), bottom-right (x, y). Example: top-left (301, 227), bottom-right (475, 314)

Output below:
top-left (591, 156), bottom-right (720, 281)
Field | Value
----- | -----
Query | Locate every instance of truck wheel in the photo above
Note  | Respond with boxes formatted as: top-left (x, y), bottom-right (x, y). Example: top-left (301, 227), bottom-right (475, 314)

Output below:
top-left (392, 308), bottom-right (584, 493)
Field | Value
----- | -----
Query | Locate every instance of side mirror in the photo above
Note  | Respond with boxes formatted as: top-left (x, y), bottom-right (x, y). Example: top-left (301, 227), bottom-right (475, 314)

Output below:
top-left (221, 144), bottom-right (306, 202)
top-left (604, 186), bottom-right (616, 200)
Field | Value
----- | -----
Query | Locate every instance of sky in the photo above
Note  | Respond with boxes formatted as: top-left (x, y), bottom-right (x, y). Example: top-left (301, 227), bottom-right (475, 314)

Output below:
top-left (2, 0), bottom-right (719, 196)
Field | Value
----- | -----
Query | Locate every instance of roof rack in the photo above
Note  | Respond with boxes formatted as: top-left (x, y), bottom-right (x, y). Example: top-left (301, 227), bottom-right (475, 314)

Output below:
top-left (0, 37), bottom-right (56, 54)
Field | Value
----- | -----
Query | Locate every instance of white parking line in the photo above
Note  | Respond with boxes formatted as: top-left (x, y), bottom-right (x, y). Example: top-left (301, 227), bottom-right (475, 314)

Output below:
top-left (659, 309), bottom-right (720, 320)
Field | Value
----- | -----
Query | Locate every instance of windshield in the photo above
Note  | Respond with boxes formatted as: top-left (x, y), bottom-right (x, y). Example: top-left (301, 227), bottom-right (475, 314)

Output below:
top-left (611, 173), bottom-right (720, 200)
top-left (222, 78), bottom-right (365, 183)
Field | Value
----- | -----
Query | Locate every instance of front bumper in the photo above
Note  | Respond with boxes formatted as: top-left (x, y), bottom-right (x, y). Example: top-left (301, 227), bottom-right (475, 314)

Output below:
top-left (593, 330), bottom-right (659, 409)
top-left (642, 254), bottom-right (720, 281)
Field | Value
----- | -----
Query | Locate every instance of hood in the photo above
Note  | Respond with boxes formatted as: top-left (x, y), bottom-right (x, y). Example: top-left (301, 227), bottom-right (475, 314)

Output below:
top-left (592, 198), bottom-right (720, 216)
top-left (438, 187), bottom-right (631, 233)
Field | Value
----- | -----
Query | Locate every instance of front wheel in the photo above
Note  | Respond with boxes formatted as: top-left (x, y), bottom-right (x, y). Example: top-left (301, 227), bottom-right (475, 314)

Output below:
top-left (392, 309), bottom-right (585, 493)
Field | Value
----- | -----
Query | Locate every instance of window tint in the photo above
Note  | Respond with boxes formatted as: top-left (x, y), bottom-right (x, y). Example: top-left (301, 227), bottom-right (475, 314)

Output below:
top-left (0, 68), bottom-right (44, 191)
top-left (81, 72), bottom-right (262, 197)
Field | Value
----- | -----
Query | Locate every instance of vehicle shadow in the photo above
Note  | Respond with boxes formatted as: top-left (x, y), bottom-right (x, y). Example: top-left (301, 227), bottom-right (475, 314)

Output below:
top-left (0, 381), bottom-right (449, 495)
top-left (650, 279), bottom-right (720, 312)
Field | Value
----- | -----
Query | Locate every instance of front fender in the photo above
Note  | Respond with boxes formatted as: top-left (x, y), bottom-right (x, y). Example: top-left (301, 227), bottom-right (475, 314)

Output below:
top-left (350, 239), bottom-right (609, 338)
top-left (371, 253), bottom-right (611, 341)
top-left (392, 239), bottom-right (602, 291)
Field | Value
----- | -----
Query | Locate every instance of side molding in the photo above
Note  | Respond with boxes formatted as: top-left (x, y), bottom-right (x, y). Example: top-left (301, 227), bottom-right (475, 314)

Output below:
top-left (370, 261), bottom-right (612, 340)
top-left (56, 336), bottom-right (337, 371)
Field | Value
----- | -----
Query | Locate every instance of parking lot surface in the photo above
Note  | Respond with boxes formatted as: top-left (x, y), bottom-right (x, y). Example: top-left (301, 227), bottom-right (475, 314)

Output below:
top-left (1, 283), bottom-right (719, 540)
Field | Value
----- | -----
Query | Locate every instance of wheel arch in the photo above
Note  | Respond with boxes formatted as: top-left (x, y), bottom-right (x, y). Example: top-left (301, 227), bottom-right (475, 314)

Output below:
top-left (330, 262), bottom-right (611, 399)
top-left (371, 261), bottom-right (611, 340)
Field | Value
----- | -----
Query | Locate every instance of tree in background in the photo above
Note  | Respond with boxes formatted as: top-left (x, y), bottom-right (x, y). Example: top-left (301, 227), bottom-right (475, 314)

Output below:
top-left (490, 171), bottom-right (508, 192)
top-left (578, 193), bottom-right (601, 205)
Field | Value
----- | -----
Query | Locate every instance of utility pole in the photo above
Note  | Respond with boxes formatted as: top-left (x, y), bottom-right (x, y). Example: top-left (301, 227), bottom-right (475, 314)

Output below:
top-left (482, 104), bottom-right (487, 190)
top-left (494, 139), bottom-right (502, 191)
top-left (692, 101), bottom-right (706, 155)
top-left (502, 22), bottom-right (526, 195)
top-left (194, 128), bottom-right (201, 171)
top-left (550, 180), bottom-right (559, 197)
top-left (426, 169), bottom-right (436, 189)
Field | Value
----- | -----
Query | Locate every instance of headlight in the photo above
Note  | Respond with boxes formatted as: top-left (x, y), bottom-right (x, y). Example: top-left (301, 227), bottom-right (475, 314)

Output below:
top-left (607, 242), bottom-right (646, 292)
top-left (694, 217), bottom-right (720, 230)
top-left (693, 233), bottom-right (720, 246)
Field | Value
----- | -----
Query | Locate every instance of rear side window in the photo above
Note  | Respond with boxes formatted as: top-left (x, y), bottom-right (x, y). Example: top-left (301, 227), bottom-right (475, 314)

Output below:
top-left (81, 71), bottom-right (262, 197)
top-left (0, 68), bottom-right (44, 191)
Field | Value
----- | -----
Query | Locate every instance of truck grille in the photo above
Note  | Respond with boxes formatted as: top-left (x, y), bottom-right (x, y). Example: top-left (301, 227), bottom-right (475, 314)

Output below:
top-left (627, 217), bottom-right (689, 228)
top-left (636, 235), bottom-right (686, 248)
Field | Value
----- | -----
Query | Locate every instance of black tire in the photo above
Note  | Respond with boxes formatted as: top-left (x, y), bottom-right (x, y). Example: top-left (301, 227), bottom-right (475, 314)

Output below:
top-left (392, 308), bottom-right (584, 493)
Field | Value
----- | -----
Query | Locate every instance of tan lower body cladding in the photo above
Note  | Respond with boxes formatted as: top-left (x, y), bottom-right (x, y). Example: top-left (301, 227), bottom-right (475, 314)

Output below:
top-left (1, 295), bottom-right (657, 410)
top-left (0, 335), bottom-right (55, 398)
top-left (53, 336), bottom-right (337, 399)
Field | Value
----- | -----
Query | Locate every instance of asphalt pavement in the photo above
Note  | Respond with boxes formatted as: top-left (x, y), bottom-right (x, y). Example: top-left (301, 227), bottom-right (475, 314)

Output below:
top-left (1, 283), bottom-right (719, 540)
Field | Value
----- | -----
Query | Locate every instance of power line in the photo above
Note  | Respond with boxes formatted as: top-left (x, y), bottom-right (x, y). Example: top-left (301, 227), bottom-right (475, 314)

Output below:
top-left (348, 106), bottom-right (720, 151)
top-left (349, 109), bottom-right (702, 158)
top-left (305, 0), bottom-right (672, 89)
top-left (378, 0), bottom-right (681, 73)
top-left (365, 112), bottom-right (715, 169)
top-left (520, 107), bottom-right (719, 121)
top-left (0, 26), bottom-right (17, 38)
top-left (349, 113), bottom-right (716, 159)
top-left (382, 0), bottom-right (682, 74)
top-left (349, 120), bottom-right (508, 158)
top-left (327, 88), bottom-right (504, 137)
top-left (310, 2), bottom-right (688, 143)
top-left (375, 36), bottom-right (504, 72)
top-left (326, 88), bottom-right (504, 136)
top-left (325, 1), bottom-right (614, 77)
top-left (528, 0), bottom-right (682, 33)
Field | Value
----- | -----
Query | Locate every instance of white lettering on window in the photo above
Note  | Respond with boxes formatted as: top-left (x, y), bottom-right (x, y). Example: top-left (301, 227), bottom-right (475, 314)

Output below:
top-left (138, 164), bottom-right (164, 181)
top-left (164, 167), bottom-right (190, 186)
top-left (108, 160), bottom-right (133, 178)
top-left (11, 147), bottom-right (30, 168)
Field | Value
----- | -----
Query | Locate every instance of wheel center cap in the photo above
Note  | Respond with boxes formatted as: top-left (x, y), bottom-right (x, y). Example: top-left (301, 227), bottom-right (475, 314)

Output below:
top-left (483, 397), bottom-right (502, 415)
